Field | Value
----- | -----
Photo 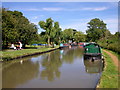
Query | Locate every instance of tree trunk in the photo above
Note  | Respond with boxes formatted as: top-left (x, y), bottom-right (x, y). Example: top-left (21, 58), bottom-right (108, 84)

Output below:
top-left (48, 37), bottom-right (50, 46)
top-left (22, 44), bottom-right (26, 48)
top-left (5, 41), bottom-right (9, 49)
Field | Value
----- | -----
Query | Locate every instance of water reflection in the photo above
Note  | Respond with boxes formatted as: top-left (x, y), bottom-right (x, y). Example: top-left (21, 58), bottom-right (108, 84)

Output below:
top-left (40, 48), bottom-right (83, 81)
top-left (40, 51), bottom-right (62, 81)
top-left (61, 47), bottom-right (83, 64)
top-left (2, 60), bottom-right (39, 88)
top-left (84, 60), bottom-right (104, 73)
top-left (2, 46), bottom-right (103, 88)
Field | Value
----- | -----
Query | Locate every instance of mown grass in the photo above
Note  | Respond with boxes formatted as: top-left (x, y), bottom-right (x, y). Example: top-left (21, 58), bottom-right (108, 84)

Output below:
top-left (1, 45), bottom-right (59, 61)
top-left (98, 50), bottom-right (118, 88)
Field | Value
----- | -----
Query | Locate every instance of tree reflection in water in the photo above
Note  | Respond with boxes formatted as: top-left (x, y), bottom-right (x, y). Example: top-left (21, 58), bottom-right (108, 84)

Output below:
top-left (40, 47), bottom-right (83, 81)
top-left (62, 47), bottom-right (83, 64)
top-left (40, 51), bottom-right (62, 81)
top-left (2, 60), bottom-right (39, 88)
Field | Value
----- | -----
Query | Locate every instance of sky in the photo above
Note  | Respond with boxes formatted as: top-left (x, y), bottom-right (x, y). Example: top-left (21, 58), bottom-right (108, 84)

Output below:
top-left (2, 2), bottom-right (118, 34)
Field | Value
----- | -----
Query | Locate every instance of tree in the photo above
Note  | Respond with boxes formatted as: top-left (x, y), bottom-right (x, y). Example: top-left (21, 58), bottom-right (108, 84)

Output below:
top-left (2, 8), bottom-right (19, 47)
top-left (39, 31), bottom-right (47, 44)
top-left (53, 22), bottom-right (62, 44)
top-left (62, 28), bottom-right (74, 43)
top-left (2, 8), bottom-right (38, 48)
top-left (73, 31), bottom-right (86, 42)
top-left (39, 18), bottom-right (53, 46)
top-left (39, 18), bottom-right (62, 45)
top-left (86, 18), bottom-right (107, 42)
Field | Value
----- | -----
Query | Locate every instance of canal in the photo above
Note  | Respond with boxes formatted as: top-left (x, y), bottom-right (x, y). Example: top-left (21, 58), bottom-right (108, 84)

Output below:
top-left (2, 46), bottom-right (104, 88)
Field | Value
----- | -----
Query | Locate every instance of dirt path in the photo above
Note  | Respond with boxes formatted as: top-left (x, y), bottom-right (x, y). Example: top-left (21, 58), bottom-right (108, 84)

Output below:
top-left (102, 50), bottom-right (120, 72)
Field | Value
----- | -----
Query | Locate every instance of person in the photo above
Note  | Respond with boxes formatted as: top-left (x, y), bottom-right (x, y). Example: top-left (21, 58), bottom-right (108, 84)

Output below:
top-left (11, 44), bottom-right (14, 48)
top-left (19, 41), bottom-right (22, 50)
top-left (14, 46), bottom-right (16, 50)
top-left (10, 43), bottom-right (16, 50)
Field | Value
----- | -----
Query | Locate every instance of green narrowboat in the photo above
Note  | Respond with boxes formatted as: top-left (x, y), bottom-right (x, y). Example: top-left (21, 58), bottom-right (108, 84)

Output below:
top-left (84, 43), bottom-right (102, 60)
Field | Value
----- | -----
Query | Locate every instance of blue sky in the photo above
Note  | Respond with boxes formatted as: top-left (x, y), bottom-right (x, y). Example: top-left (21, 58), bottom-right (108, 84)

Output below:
top-left (2, 2), bottom-right (118, 34)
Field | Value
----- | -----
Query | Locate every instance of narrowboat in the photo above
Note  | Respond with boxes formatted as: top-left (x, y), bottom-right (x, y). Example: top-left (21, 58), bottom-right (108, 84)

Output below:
top-left (59, 43), bottom-right (69, 49)
top-left (78, 42), bottom-right (84, 48)
top-left (83, 43), bottom-right (102, 60)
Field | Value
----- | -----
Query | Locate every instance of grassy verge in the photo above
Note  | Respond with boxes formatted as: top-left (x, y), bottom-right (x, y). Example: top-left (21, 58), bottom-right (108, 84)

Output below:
top-left (1, 45), bottom-right (59, 61)
top-left (98, 50), bottom-right (118, 88)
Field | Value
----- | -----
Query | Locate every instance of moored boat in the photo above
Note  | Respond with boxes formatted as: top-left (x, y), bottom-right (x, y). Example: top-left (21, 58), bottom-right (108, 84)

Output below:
top-left (83, 43), bottom-right (102, 60)
top-left (78, 42), bottom-right (84, 48)
top-left (59, 43), bottom-right (69, 49)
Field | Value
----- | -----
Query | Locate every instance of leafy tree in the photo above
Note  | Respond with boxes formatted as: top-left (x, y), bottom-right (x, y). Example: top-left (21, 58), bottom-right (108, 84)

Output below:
top-left (2, 8), bottom-right (38, 48)
top-left (52, 22), bottom-right (62, 44)
top-left (39, 18), bottom-right (53, 46)
top-left (97, 31), bottom-right (120, 53)
top-left (62, 28), bottom-right (74, 43)
top-left (2, 8), bottom-right (19, 47)
top-left (39, 31), bottom-right (47, 44)
top-left (86, 18), bottom-right (107, 42)
top-left (39, 18), bottom-right (62, 45)
top-left (73, 31), bottom-right (86, 42)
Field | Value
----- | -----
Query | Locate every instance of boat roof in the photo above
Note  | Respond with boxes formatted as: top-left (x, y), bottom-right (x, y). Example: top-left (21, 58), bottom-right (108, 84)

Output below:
top-left (84, 43), bottom-right (100, 48)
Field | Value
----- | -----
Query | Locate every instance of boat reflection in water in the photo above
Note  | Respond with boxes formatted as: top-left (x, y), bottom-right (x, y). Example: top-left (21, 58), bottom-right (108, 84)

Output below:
top-left (83, 59), bottom-right (104, 73)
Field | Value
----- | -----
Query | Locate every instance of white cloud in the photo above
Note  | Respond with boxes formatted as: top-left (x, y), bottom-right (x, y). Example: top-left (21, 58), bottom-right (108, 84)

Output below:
top-left (31, 21), bottom-right (39, 25)
top-left (61, 19), bottom-right (90, 33)
top-left (17, 6), bottom-right (108, 12)
top-left (22, 8), bottom-right (63, 11)
top-left (42, 8), bottom-right (63, 11)
top-left (25, 8), bottom-right (40, 11)
top-left (32, 16), bottom-right (38, 19)
top-left (82, 7), bottom-right (108, 11)
top-left (61, 18), bottom-right (118, 34)
top-left (103, 18), bottom-right (118, 34)
top-left (94, 7), bottom-right (108, 11)
top-left (31, 15), bottom-right (44, 20)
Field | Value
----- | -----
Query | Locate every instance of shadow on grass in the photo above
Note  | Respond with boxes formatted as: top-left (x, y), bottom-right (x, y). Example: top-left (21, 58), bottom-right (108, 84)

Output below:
top-left (24, 47), bottom-right (38, 49)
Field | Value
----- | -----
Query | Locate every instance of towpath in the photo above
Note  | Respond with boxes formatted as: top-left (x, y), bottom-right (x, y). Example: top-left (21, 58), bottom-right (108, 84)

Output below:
top-left (102, 49), bottom-right (120, 72)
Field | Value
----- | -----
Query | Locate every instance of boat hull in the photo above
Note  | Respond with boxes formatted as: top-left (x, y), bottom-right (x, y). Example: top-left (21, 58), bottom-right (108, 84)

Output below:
top-left (84, 53), bottom-right (102, 60)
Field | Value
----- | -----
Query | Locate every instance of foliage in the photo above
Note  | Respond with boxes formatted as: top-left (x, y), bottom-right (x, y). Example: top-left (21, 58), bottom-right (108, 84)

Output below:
top-left (2, 8), bottom-right (38, 48)
top-left (39, 18), bottom-right (62, 45)
top-left (39, 18), bottom-right (54, 45)
top-left (2, 8), bottom-right (119, 54)
top-left (52, 22), bottom-right (62, 44)
top-left (86, 18), bottom-right (107, 42)
top-left (62, 28), bottom-right (74, 42)
top-left (73, 31), bottom-right (86, 42)
top-left (97, 32), bottom-right (120, 53)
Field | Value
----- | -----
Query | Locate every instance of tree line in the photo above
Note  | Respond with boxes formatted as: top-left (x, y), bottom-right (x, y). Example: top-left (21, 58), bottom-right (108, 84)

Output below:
top-left (2, 8), bottom-right (38, 48)
top-left (2, 8), bottom-right (120, 53)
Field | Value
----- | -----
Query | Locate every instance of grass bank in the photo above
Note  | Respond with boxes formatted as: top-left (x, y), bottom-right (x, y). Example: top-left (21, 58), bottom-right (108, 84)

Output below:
top-left (98, 50), bottom-right (118, 88)
top-left (1, 46), bottom-right (59, 61)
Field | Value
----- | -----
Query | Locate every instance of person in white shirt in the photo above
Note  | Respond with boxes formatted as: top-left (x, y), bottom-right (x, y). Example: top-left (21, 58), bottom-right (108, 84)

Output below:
top-left (19, 42), bottom-right (22, 50)
top-left (10, 43), bottom-right (16, 50)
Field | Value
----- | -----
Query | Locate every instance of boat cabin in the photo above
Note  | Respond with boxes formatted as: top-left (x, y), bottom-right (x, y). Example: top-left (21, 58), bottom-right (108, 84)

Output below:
top-left (84, 43), bottom-right (102, 60)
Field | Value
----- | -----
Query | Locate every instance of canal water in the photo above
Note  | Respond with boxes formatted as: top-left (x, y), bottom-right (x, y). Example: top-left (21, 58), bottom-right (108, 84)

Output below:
top-left (2, 46), bottom-right (104, 88)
